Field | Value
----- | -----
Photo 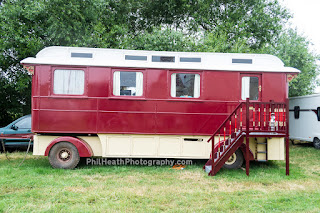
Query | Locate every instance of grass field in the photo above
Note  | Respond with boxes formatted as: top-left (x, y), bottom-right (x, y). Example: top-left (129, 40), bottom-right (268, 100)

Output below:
top-left (0, 144), bottom-right (320, 212)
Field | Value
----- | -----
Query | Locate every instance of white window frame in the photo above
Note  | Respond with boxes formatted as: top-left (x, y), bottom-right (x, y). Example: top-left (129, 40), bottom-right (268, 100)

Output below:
top-left (113, 71), bottom-right (144, 96)
top-left (171, 73), bottom-right (200, 98)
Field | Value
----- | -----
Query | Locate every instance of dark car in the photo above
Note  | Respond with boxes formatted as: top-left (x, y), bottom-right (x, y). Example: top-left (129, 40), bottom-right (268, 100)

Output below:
top-left (0, 114), bottom-right (33, 151)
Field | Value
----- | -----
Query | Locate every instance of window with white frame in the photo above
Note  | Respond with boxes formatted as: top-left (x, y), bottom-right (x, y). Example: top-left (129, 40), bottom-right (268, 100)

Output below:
top-left (113, 71), bottom-right (143, 96)
top-left (171, 73), bottom-right (200, 98)
top-left (241, 76), bottom-right (259, 100)
top-left (53, 69), bottom-right (85, 95)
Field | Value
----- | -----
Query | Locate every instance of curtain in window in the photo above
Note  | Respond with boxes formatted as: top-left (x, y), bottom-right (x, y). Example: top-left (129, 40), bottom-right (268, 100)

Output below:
top-left (171, 74), bottom-right (177, 97)
top-left (194, 74), bottom-right (200, 98)
top-left (136, 72), bottom-right (143, 96)
top-left (113, 71), bottom-right (121, 95)
top-left (241, 77), bottom-right (250, 100)
top-left (54, 70), bottom-right (85, 95)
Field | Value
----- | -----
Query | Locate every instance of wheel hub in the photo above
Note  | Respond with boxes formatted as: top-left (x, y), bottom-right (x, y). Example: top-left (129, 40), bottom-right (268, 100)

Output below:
top-left (225, 153), bottom-right (237, 165)
top-left (58, 149), bottom-right (71, 161)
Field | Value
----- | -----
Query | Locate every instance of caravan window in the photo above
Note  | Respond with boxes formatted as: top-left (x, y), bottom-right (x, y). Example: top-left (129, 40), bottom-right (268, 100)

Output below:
top-left (241, 77), bottom-right (259, 100)
top-left (53, 69), bottom-right (85, 95)
top-left (113, 71), bottom-right (143, 96)
top-left (171, 73), bottom-right (200, 98)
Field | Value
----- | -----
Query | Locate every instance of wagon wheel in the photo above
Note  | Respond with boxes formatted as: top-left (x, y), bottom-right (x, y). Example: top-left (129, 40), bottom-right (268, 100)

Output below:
top-left (223, 149), bottom-right (244, 169)
top-left (48, 142), bottom-right (80, 169)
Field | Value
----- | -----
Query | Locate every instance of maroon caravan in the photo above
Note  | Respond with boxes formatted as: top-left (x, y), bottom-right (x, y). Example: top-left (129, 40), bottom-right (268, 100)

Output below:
top-left (21, 46), bottom-right (299, 175)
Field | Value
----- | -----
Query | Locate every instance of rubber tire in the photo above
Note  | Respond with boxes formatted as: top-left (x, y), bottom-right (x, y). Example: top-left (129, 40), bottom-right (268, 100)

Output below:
top-left (48, 142), bottom-right (80, 169)
top-left (0, 139), bottom-right (4, 153)
top-left (223, 149), bottom-right (244, 169)
top-left (0, 142), bottom-right (3, 153)
top-left (313, 138), bottom-right (320, 149)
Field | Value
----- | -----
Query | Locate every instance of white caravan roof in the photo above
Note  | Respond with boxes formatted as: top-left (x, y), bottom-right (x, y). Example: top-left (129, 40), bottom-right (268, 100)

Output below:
top-left (289, 94), bottom-right (320, 110)
top-left (21, 46), bottom-right (300, 73)
top-left (289, 93), bottom-right (320, 100)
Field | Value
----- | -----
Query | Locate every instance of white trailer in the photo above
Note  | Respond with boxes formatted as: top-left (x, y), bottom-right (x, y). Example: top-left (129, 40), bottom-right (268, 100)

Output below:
top-left (289, 94), bottom-right (320, 149)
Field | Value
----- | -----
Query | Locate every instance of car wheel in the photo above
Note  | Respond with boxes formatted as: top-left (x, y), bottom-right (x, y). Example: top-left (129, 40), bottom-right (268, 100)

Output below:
top-left (48, 142), bottom-right (80, 169)
top-left (313, 138), bottom-right (320, 149)
top-left (223, 149), bottom-right (244, 169)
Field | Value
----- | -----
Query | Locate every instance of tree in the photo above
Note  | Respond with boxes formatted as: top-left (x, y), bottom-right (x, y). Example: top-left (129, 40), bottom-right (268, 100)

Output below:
top-left (264, 29), bottom-right (320, 97)
top-left (122, 28), bottom-right (196, 52)
top-left (0, 0), bottom-right (317, 126)
top-left (0, 0), bottom-right (131, 125)
top-left (136, 0), bottom-right (290, 49)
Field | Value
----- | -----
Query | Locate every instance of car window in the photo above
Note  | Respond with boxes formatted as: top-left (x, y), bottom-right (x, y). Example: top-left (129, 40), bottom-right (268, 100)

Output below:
top-left (15, 117), bottom-right (31, 129)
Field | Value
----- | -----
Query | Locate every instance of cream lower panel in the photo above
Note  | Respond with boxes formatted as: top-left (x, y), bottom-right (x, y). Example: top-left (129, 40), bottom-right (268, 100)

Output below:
top-left (240, 137), bottom-right (284, 160)
top-left (98, 134), bottom-right (212, 159)
top-left (33, 134), bottom-right (40, 155)
top-left (133, 136), bottom-right (158, 156)
top-left (181, 140), bottom-right (207, 157)
top-left (158, 137), bottom-right (181, 157)
top-left (33, 135), bottom-right (58, 156)
top-left (79, 136), bottom-right (102, 156)
top-left (33, 135), bottom-right (102, 156)
top-left (267, 138), bottom-right (285, 160)
top-left (34, 134), bottom-right (212, 159)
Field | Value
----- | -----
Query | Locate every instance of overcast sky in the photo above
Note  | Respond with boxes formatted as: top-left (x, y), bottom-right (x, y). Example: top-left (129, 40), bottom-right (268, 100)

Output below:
top-left (281, 0), bottom-right (320, 55)
top-left (280, 0), bottom-right (320, 93)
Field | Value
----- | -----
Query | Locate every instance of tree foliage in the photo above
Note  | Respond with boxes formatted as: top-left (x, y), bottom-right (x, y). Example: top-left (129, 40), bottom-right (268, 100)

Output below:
top-left (0, 0), bottom-right (318, 126)
top-left (135, 0), bottom-right (290, 49)
top-left (265, 29), bottom-right (320, 97)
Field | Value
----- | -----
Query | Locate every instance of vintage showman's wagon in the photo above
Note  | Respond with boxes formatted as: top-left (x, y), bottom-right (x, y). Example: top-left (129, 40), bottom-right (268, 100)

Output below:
top-left (21, 46), bottom-right (299, 175)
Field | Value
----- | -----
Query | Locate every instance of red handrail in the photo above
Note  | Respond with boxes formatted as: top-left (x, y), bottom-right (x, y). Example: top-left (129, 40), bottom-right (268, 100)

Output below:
top-left (207, 102), bottom-right (243, 142)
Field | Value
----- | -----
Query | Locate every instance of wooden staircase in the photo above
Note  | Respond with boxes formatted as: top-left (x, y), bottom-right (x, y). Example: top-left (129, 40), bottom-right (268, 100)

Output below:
top-left (204, 131), bottom-right (245, 176)
top-left (205, 98), bottom-right (290, 176)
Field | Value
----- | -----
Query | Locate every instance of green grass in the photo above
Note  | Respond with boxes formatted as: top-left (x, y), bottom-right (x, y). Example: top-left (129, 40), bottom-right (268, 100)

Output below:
top-left (1, 144), bottom-right (320, 212)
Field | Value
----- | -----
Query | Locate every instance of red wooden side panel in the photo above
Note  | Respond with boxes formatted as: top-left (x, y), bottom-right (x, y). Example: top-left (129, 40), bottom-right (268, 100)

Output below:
top-left (155, 101), bottom-right (236, 134)
top-left (145, 69), bottom-right (169, 99)
top-left (97, 99), bottom-right (156, 134)
top-left (31, 65), bottom-right (288, 135)
top-left (204, 71), bottom-right (240, 101)
top-left (262, 73), bottom-right (287, 102)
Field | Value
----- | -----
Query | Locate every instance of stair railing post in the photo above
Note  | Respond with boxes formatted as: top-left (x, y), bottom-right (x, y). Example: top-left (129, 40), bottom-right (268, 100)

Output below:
top-left (285, 98), bottom-right (290, 175)
top-left (211, 136), bottom-right (215, 176)
top-left (246, 98), bottom-right (250, 176)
